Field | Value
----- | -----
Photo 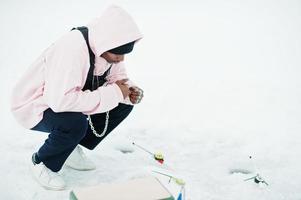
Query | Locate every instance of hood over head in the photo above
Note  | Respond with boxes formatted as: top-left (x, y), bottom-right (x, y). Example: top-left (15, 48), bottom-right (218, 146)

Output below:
top-left (87, 5), bottom-right (143, 57)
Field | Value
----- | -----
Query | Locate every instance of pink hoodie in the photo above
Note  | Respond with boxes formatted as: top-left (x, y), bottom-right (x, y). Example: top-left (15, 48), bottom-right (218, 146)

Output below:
top-left (10, 5), bottom-right (143, 129)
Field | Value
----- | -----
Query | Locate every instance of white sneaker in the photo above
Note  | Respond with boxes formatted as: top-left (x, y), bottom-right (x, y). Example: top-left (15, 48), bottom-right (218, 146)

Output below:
top-left (31, 163), bottom-right (66, 190)
top-left (64, 146), bottom-right (96, 171)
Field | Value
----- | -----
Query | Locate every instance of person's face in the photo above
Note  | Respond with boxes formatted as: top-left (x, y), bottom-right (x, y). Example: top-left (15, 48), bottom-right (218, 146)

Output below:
top-left (101, 52), bottom-right (125, 64)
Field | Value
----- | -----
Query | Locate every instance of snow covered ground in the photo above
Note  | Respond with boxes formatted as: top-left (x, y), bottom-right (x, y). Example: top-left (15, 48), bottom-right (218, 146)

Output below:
top-left (1, 0), bottom-right (301, 199)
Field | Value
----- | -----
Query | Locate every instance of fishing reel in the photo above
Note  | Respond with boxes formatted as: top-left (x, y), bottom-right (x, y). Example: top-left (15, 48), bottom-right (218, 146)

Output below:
top-left (154, 152), bottom-right (164, 164)
top-left (244, 174), bottom-right (268, 186)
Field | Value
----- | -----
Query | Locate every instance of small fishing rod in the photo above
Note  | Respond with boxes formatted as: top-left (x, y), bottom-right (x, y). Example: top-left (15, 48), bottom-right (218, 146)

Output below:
top-left (132, 142), bottom-right (164, 164)
top-left (152, 170), bottom-right (186, 200)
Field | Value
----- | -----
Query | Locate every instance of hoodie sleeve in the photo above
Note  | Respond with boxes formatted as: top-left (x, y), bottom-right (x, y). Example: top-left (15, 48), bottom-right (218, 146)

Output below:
top-left (43, 32), bottom-right (124, 114)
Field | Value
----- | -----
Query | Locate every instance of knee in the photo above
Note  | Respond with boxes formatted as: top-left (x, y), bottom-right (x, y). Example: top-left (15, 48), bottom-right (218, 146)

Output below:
top-left (70, 115), bottom-right (88, 140)
top-left (114, 104), bottom-right (134, 120)
top-left (72, 114), bottom-right (88, 128)
top-left (56, 113), bottom-right (88, 141)
top-left (119, 104), bottom-right (134, 115)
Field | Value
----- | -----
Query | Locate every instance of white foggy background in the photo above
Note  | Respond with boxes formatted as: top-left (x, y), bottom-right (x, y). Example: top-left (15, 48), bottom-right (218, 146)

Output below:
top-left (0, 0), bottom-right (301, 199)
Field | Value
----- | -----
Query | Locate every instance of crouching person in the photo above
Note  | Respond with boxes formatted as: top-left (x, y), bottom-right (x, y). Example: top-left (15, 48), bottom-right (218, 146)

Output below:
top-left (10, 5), bottom-right (144, 190)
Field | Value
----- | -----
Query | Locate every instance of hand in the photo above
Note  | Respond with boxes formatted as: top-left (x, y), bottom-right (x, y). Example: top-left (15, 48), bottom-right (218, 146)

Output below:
top-left (115, 79), bottom-right (131, 99)
top-left (129, 86), bottom-right (144, 104)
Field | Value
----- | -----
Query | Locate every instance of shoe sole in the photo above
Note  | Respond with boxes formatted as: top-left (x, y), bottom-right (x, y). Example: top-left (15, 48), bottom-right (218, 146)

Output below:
top-left (65, 164), bottom-right (96, 171)
top-left (30, 165), bottom-right (66, 191)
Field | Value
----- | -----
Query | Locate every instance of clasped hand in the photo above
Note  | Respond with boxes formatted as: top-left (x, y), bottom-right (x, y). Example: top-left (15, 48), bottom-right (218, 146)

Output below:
top-left (115, 79), bottom-right (144, 104)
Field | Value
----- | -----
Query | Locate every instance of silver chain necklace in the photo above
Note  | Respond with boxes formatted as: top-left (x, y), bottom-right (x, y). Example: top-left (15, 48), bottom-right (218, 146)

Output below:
top-left (88, 65), bottom-right (112, 138)
top-left (87, 111), bottom-right (109, 137)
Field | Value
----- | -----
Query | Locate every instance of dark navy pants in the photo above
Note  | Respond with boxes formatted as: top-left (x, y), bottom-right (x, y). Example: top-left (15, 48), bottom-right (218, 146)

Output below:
top-left (31, 103), bottom-right (133, 172)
